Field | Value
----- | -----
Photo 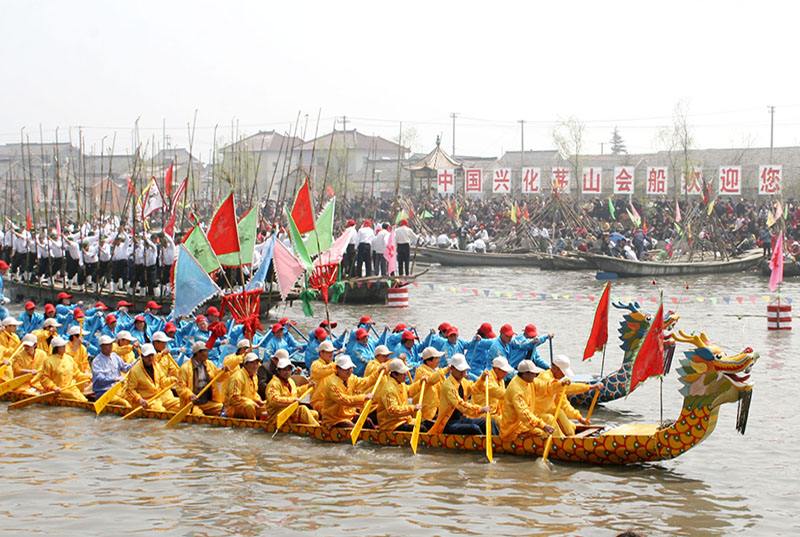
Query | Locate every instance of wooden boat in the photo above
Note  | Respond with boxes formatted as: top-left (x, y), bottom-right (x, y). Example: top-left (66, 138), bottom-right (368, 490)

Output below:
top-left (324, 270), bottom-right (429, 305)
top-left (417, 246), bottom-right (542, 268)
top-left (0, 331), bottom-right (756, 465)
top-left (759, 258), bottom-right (800, 277)
top-left (539, 253), bottom-right (596, 271)
top-left (580, 250), bottom-right (763, 278)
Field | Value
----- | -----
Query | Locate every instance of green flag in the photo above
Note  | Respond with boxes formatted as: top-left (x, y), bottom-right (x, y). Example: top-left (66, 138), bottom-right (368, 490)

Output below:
top-left (218, 208), bottom-right (258, 266)
top-left (394, 209), bottom-right (409, 224)
top-left (608, 198), bottom-right (616, 220)
top-left (421, 210), bottom-right (434, 219)
top-left (285, 207), bottom-right (313, 270)
top-left (304, 197), bottom-right (336, 257)
top-left (183, 226), bottom-right (222, 274)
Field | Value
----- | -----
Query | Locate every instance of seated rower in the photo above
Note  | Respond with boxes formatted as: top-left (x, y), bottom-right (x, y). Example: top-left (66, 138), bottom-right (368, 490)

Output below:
top-left (114, 331), bottom-right (138, 364)
top-left (264, 353), bottom-right (319, 428)
top-left (411, 347), bottom-right (448, 426)
top-left (152, 331), bottom-right (180, 381)
top-left (535, 355), bottom-right (599, 437)
top-left (65, 325), bottom-right (90, 374)
top-left (34, 317), bottom-right (62, 353)
top-left (391, 330), bottom-right (424, 367)
top-left (317, 355), bottom-right (376, 428)
top-left (91, 335), bottom-right (132, 407)
top-left (309, 340), bottom-right (337, 411)
top-left (257, 349), bottom-right (285, 399)
top-left (429, 354), bottom-right (493, 436)
top-left (472, 356), bottom-right (513, 418)
top-left (364, 344), bottom-right (394, 379)
top-left (0, 317), bottom-right (22, 362)
top-left (215, 338), bottom-right (251, 404)
top-left (38, 336), bottom-right (91, 401)
top-left (123, 343), bottom-right (181, 412)
top-left (375, 358), bottom-right (423, 433)
top-left (10, 334), bottom-right (46, 395)
top-left (177, 342), bottom-right (224, 416)
top-left (509, 324), bottom-right (552, 370)
top-left (224, 352), bottom-right (265, 419)
top-left (499, 360), bottom-right (554, 443)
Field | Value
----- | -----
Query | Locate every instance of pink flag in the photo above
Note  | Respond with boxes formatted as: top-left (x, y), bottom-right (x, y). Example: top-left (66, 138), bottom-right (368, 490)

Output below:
top-left (769, 232), bottom-right (784, 292)
top-left (273, 238), bottom-right (306, 300)
top-left (675, 199), bottom-right (682, 223)
top-left (384, 229), bottom-right (398, 275)
top-left (315, 228), bottom-right (355, 267)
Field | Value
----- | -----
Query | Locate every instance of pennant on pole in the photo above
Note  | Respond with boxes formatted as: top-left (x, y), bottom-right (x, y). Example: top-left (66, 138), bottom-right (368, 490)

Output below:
top-left (384, 228), bottom-right (398, 275)
top-left (769, 233), bottom-right (784, 292)
top-left (245, 235), bottom-right (276, 291)
top-left (629, 303), bottom-right (665, 392)
top-left (138, 177), bottom-right (164, 221)
top-left (284, 207), bottom-right (313, 270)
top-left (273, 238), bottom-right (306, 300)
top-left (218, 207), bottom-right (258, 267)
top-left (173, 244), bottom-right (221, 317)
top-left (304, 197), bottom-right (336, 257)
top-left (207, 192), bottom-right (240, 256)
top-left (675, 198), bottom-right (682, 223)
top-left (164, 161), bottom-right (174, 199)
top-left (182, 225), bottom-right (222, 274)
top-left (582, 282), bottom-right (611, 360)
top-left (163, 177), bottom-right (188, 237)
top-left (315, 228), bottom-right (356, 267)
top-left (290, 177), bottom-right (316, 234)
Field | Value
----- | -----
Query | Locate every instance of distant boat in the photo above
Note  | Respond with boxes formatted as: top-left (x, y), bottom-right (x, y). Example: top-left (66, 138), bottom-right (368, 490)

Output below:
top-left (580, 249), bottom-right (763, 277)
top-left (539, 253), bottom-right (596, 271)
top-left (417, 246), bottom-right (542, 267)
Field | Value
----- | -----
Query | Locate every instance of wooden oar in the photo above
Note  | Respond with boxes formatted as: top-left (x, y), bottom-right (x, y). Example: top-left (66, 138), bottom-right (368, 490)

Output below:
top-left (485, 379), bottom-right (493, 463)
top-left (350, 370), bottom-right (384, 445)
top-left (585, 386), bottom-right (602, 423)
top-left (120, 381), bottom-right (176, 420)
top-left (93, 377), bottom-right (126, 415)
top-left (542, 391), bottom-right (566, 462)
top-left (273, 385), bottom-right (314, 433)
top-left (0, 372), bottom-right (35, 397)
top-left (165, 370), bottom-right (227, 428)
top-left (0, 341), bottom-right (27, 380)
top-left (410, 380), bottom-right (426, 454)
top-left (8, 379), bottom-right (90, 411)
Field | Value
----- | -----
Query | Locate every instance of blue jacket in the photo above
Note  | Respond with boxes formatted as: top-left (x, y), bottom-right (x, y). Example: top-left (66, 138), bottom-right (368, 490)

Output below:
top-left (346, 341), bottom-right (375, 376)
top-left (18, 311), bottom-right (44, 334)
top-left (509, 334), bottom-right (551, 370)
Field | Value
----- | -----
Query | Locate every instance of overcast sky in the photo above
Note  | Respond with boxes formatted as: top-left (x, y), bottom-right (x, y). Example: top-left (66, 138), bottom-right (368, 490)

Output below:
top-left (2, 0), bottom-right (799, 160)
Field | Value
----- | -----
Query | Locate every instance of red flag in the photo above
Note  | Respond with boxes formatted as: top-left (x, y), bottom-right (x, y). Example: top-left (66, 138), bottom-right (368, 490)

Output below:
top-left (126, 177), bottom-right (135, 195)
top-left (163, 177), bottom-right (187, 237)
top-left (164, 161), bottom-right (174, 199)
top-left (207, 193), bottom-right (240, 255)
top-left (582, 283), bottom-right (611, 360)
top-left (290, 178), bottom-right (315, 234)
top-left (629, 303), bottom-right (665, 392)
top-left (25, 211), bottom-right (32, 231)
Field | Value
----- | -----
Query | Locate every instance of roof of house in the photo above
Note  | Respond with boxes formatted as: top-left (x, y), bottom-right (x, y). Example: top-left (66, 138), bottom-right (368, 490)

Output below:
top-left (301, 129), bottom-right (408, 153)
top-left (220, 130), bottom-right (304, 153)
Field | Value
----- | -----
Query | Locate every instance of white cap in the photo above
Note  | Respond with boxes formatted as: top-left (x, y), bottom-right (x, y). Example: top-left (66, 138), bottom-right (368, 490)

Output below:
top-left (421, 347), bottom-right (445, 361)
top-left (98, 335), bottom-right (115, 345)
top-left (236, 339), bottom-right (251, 349)
top-left (67, 325), bottom-right (83, 337)
top-left (2, 317), bottom-right (21, 327)
top-left (276, 356), bottom-right (293, 369)
top-left (43, 318), bottom-right (61, 328)
top-left (552, 354), bottom-right (575, 378)
top-left (318, 340), bottom-right (335, 353)
top-left (335, 354), bottom-right (355, 370)
top-left (152, 331), bottom-right (172, 343)
top-left (388, 358), bottom-right (410, 375)
top-left (517, 360), bottom-right (542, 374)
top-left (272, 348), bottom-right (289, 361)
top-left (116, 330), bottom-right (132, 341)
top-left (140, 343), bottom-right (156, 356)
top-left (21, 334), bottom-right (37, 347)
top-left (243, 352), bottom-right (260, 364)
top-left (449, 353), bottom-right (470, 372)
top-left (50, 336), bottom-right (67, 348)
top-left (191, 341), bottom-right (208, 354)
top-left (374, 344), bottom-right (393, 356)
top-left (491, 356), bottom-right (513, 373)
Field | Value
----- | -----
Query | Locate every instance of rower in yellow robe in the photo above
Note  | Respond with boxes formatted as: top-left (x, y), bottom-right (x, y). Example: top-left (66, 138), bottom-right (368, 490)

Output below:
top-left (123, 343), bottom-right (181, 411)
top-left (364, 345), bottom-right (394, 380)
top-left (152, 331), bottom-right (180, 382)
top-left (471, 356), bottom-right (513, 418)
top-left (375, 358), bottom-right (423, 432)
top-left (264, 353), bottom-right (319, 427)
top-left (176, 342), bottom-right (224, 416)
top-left (411, 347), bottom-right (448, 424)
top-left (499, 360), bottom-right (555, 442)
top-left (10, 334), bottom-right (46, 394)
top-left (0, 317), bottom-right (23, 382)
top-left (214, 338), bottom-right (251, 404)
top-left (534, 354), bottom-right (599, 437)
top-left (429, 354), bottom-right (491, 435)
top-left (33, 318), bottom-right (61, 353)
top-left (309, 340), bottom-right (337, 411)
top-left (114, 331), bottom-right (138, 364)
top-left (38, 336), bottom-right (91, 402)
top-left (65, 325), bottom-right (90, 374)
top-left (224, 352), bottom-right (265, 419)
top-left (317, 354), bottom-right (377, 428)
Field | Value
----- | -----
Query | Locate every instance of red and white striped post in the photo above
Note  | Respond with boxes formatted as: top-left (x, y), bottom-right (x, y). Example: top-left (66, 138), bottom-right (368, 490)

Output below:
top-left (767, 298), bottom-right (792, 331)
top-left (387, 285), bottom-right (409, 308)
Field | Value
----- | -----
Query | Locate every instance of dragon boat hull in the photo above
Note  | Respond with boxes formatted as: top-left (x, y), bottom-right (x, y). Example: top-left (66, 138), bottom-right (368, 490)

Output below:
top-left (539, 254), bottom-right (596, 271)
top-left (417, 247), bottom-right (543, 268)
top-left (581, 251), bottom-right (762, 278)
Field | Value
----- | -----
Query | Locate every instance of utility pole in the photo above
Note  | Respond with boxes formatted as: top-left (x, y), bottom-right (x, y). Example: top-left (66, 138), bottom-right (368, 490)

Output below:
top-left (450, 112), bottom-right (457, 157)
top-left (768, 105), bottom-right (775, 162)
top-left (519, 119), bottom-right (525, 189)
top-left (339, 115), bottom-right (348, 132)
top-left (600, 142), bottom-right (605, 155)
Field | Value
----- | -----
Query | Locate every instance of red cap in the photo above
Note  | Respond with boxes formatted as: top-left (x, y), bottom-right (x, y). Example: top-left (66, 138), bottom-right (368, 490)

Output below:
top-left (134, 315), bottom-right (145, 322)
top-left (117, 300), bottom-right (134, 308)
top-left (206, 306), bottom-right (220, 317)
top-left (56, 291), bottom-right (72, 300)
top-left (401, 330), bottom-right (415, 342)
top-left (271, 323), bottom-right (283, 334)
top-left (399, 219), bottom-right (408, 226)
top-left (524, 324), bottom-right (538, 338)
top-left (0, 260), bottom-right (8, 271)
top-left (105, 313), bottom-right (117, 324)
top-left (478, 322), bottom-right (495, 339)
top-left (279, 317), bottom-right (296, 326)
top-left (500, 323), bottom-right (514, 338)
top-left (359, 315), bottom-right (373, 325)
top-left (73, 308), bottom-right (84, 319)
top-left (393, 323), bottom-right (406, 333)
top-left (362, 219), bottom-right (372, 228)
top-left (445, 327), bottom-right (459, 337)
top-left (346, 219), bottom-right (356, 227)
top-left (146, 300), bottom-right (161, 310)
top-left (24, 301), bottom-right (35, 310)
top-left (164, 322), bottom-right (177, 334)
top-left (320, 320), bottom-right (338, 329)
top-left (94, 301), bottom-right (108, 311)
top-left (44, 303), bottom-right (55, 314)
top-left (195, 315), bottom-right (208, 325)
top-left (314, 327), bottom-right (328, 341)
top-left (438, 322), bottom-right (451, 333)
top-left (355, 328), bottom-right (369, 340)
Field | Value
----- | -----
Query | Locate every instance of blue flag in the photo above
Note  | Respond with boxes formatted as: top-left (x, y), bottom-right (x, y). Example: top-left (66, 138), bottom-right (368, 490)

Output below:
top-left (246, 235), bottom-right (276, 291)
top-left (173, 244), bottom-right (221, 317)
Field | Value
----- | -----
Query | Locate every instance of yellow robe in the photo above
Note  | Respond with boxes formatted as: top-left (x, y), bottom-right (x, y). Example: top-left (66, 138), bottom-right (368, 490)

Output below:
top-left (411, 364), bottom-right (447, 421)
top-left (177, 359), bottom-right (223, 416)
top-left (114, 343), bottom-right (136, 364)
top-left (309, 358), bottom-right (336, 411)
top-left (499, 375), bottom-right (549, 442)
top-left (123, 360), bottom-right (181, 411)
top-left (156, 350), bottom-right (181, 384)
top-left (264, 376), bottom-right (318, 427)
top-left (317, 374), bottom-right (373, 428)
top-left (66, 342), bottom-right (90, 374)
top-left (429, 375), bottom-right (483, 435)
top-left (471, 369), bottom-right (507, 417)
top-left (375, 377), bottom-right (417, 432)
top-left (0, 330), bottom-right (21, 361)
top-left (224, 367), bottom-right (263, 419)
top-left (11, 347), bottom-right (47, 394)
top-left (534, 370), bottom-right (590, 436)
top-left (38, 353), bottom-right (90, 402)
top-left (32, 329), bottom-right (55, 353)
top-left (213, 352), bottom-right (244, 404)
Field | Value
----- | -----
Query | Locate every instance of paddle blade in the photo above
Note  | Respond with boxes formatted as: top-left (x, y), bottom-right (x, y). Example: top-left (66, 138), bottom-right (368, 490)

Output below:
top-left (120, 406), bottom-right (143, 420)
top-left (585, 388), bottom-right (602, 423)
top-left (485, 381), bottom-right (493, 463)
top-left (542, 436), bottom-right (554, 462)
top-left (0, 373), bottom-right (35, 397)
top-left (8, 390), bottom-right (55, 410)
top-left (275, 402), bottom-right (299, 431)
top-left (410, 381), bottom-right (426, 455)
top-left (350, 399), bottom-right (373, 445)
top-left (166, 403), bottom-right (193, 428)
top-left (93, 380), bottom-right (124, 415)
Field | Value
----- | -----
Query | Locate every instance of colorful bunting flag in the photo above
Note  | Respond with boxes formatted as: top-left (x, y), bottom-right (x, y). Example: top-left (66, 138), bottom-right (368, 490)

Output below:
top-left (284, 207), bottom-right (313, 270)
top-left (218, 207), bottom-right (258, 267)
top-left (384, 228), bottom-right (397, 275)
top-left (769, 233), bottom-right (784, 292)
top-left (246, 235), bottom-right (276, 291)
top-left (304, 197), bottom-right (336, 257)
top-left (182, 225), bottom-right (222, 274)
top-left (273, 238), bottom-right (306, 300)
top-left (582, 283), bottom-right (610, 360)
top-left (173, 244), bottom-right (221, 317)
top-left (629, 303), bottom-right (665, 392)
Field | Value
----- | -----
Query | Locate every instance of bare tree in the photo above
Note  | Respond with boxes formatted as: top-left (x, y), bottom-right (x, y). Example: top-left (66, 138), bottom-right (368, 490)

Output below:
top-left (552, 116), bottom-right (584, 194)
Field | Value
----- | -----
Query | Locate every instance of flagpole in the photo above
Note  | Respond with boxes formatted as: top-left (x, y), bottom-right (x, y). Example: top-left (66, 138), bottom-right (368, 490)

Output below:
top-left (599, 343), bottom-right (607, 378)
top-left (659, 289), bottom-right (664, 425)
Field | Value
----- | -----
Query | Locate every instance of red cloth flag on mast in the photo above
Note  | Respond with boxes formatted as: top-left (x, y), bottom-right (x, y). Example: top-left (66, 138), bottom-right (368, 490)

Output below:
top-left (164, 161), bottom-right (174, 199)
top-left (163, 177), bottom-right (187, 238)
top-left (206, 192), bottom-right (240, 256)
top-left (629, 303), bottom-right (665, 392)
top-left (291, 178), bottom-right (315, 234)
top-left (582, 282), bottom-right (611, 360)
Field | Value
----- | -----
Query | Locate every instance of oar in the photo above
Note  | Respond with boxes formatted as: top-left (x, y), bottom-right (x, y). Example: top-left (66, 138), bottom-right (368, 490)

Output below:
top-left (165, 370), bottom-right (227, 428)
top-left (94, 359), bottom-right (140, 415)
top-left (410, 380), bottom-right (426, 454)
top-left (273, 385), bottom-right (314, 435)
top-left (585, 386), bottom-right (602, 423)
top-left (287, 324), bottom-right (309, 344)
top-left (120, 381), bottom-right (176, 420)
top-left (548, 337), bottom-right (554, 367)
top-left (8, 379), bottom-right (91, 411)
top-left (542, 391), bottom-right (566, 463)
top-left (350, 370), bottom-right (384, 445)
top-left (0, 373), bottom-right (35, 397)
top-left (485, 379), bottom-right (493, 463)
top-left (1, 341), bottom-right (27, 377)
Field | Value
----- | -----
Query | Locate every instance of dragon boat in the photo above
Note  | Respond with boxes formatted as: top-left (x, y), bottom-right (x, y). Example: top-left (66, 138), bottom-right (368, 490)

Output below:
top-left (570, 301), bottom-right (680, 407)
top-left (579, 250), bottom-right (763, 278)
top-left (416, 246), bottom-right (543, 268)
top-left (1, 331), bottom-right (756, 465)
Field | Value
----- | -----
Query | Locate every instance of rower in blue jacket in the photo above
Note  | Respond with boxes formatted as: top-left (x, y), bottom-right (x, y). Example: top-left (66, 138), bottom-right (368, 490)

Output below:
top-left (509, 323), bottom-right (551, 370)
top-left (390, 330), bottom-right (425, 368)
top-left (465, 322), bottom-right (497, 372)
top-left (435, 326), bottom-right (478, 367)
top-left (346, 327), bottom-right (375, 376)
top-left (18, 301), bottom-right (44, 334)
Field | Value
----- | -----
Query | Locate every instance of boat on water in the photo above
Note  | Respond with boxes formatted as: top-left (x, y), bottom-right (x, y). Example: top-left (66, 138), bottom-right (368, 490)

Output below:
top-left (417, 246), bottom-right (542, 268)
top-left (317, 270), bottom-right (429, 305)
top-left (759, 258), bottom-right (800, 277)
top-left (580, 249), bottom-right (763, 278)
top-left (539, 253), bottom-right (596, 271)
top-left (1, 330), bottom-right (756, 465)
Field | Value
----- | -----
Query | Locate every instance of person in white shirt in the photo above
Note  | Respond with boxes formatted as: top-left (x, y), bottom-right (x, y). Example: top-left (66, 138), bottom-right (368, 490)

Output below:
top-left (35, 231), bottom-right (51, 284)
top-left (159, 234), bottom-right (176, 295)
top-left (82, 238), bottom-right (99, 286)
top-left (12, 228), bottom-right (30, 281)
top-left (111, 231), bottom-right (130, 293)
top-left (436, 233), bottom-right (450, 249)
top-left (394, 219), bottom-right (417, 276)
top-left (343, 219), bottom-right (357, 277)
top-left (63, 234), bottom-right (83, 286)
top-left (355, 219), bottom-right (375, 277)
top-left (371, 223), bottom-right (390, 276)
top-left (143, 235), bottom-right (158, 295)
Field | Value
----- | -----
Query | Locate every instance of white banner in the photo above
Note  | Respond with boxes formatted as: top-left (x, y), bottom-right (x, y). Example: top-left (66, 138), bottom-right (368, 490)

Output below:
top-left (464, 168), bottom-right (483, 195)
top-left (613, 166), bottom-right (635, 194)
top-left (492, 168), bottom-right (512, 194)
top-left (521, 167), bottom-right (541, 194)
top-left (551, 167), bottom-right (571, 193)
top-left (718, 166), bottom-right (741, 195)
top-left (436, 169), bottom-right (455, 194)
top-left (646, 166), bottom-right (668, 195)
top-left (680, 166), bottom-right (704, 196)
top-left (582, 167), bottom-right (602, 194)
top-left (758, 165), bottom-right (782, 195)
